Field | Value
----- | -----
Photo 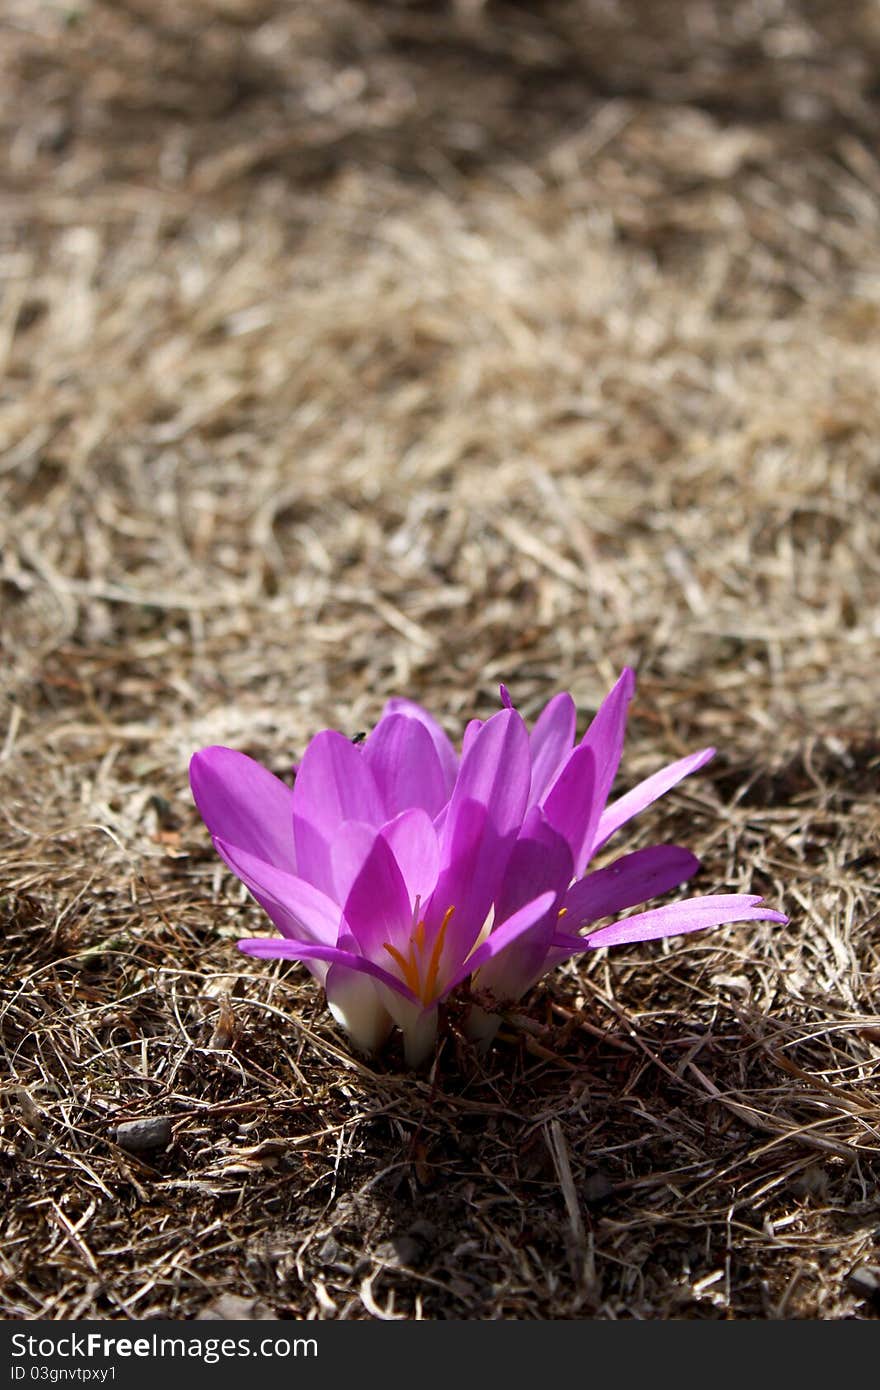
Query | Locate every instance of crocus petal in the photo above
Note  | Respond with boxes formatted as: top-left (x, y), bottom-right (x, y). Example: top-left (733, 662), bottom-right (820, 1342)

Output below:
top-left (325, 963), bottom-right (393, 1054)
top-left (448, 707), bottom-right (530, 842)
top-left (593, 747), bottom-right (716, 853)
top-left (542, 743), bottom-right (600, 876)
top-left (562, 845), bottom-right (701, 926)
top-left (190, 747), bottom-right (297, 872)
top-left (342, 830), bottom-right (414, 962)
top-left (553, 894), bottom-right (787, 954)
top-left (447, 890), bottom-right (556, 992)
top-left (381, 697), bottom-right (459, 794)
top-left (381, 808), bottom-right (440, 907)
top-left (363, 714), bottom-right (449, 820)
top-left (461, 718), bottom-right (483, 758)
top-left (214, 836), bottom-right (340, 944)
top-left (577, 666), bottom-right (636, 832)
top-left (237, 935), bottom-right (417, 1000)
top-left (291, 730), bottom-right (385, 896)
top-left (478, 812), bottom-right (572, 1001)
top-left (330, 820), bottom-right (377, 905)
top-left (294, 730), bottom-right (385, 830)
top-left (495, 807), bottom-right (574, 927)
top-left (423, 798), bottom-right (496, 968)
top-left (461, 886), bottom-right (557, 1045)
top-left (528, 692), bottom-right (576, 806)
top-left (424, 709), bottom-right (532, 960)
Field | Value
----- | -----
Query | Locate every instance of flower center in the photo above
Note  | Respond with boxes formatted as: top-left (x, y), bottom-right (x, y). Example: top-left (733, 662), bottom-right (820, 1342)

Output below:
top-left (383, 903), bottom-right (455, 1006)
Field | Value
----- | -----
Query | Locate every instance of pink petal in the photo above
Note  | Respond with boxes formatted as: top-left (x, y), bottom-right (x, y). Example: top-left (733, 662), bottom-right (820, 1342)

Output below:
top-left (423, 798), bottom-right (496, 968)
top-left (554, 894), bottom-right (787, 953)
top-left (563, 845), bottom-right (701, 926)
top-left (292, 730), bottom-right (384, 896)
top-left (542, 743), bottom-right (599, 876)
top-left (237, 936), bottom-right (416, 1001)
top-left (593, 747), bottom-right (716, 853)
top-left (362, 713), bottom-right (450, 820)
top-left (528, 692), bottom-right (576, 806)
top-left (330, 820), bottom-right (377, 905)
top-left (381, 808), bottom-right (440, 907)
top-left (424, 711), bottom-right (532, 966)
top-left (448, 708), bottom-right (530, 844)
top-left (477, 810), bottom-right (573, 1002)
top-left (461, 718), bottom-right (483, 758)
top-left (342, 831), bottom-right (413, 962)
top-left (214, 836), bottom-right (341, 944)
top-left (190, 747), bottom-right (296, 872)
top-left (495, 807), bottom-right (573, 928)
top-left (578, 666), bottom-right (636, 825)
top-left (445, 891), bottom-right (557, 992)
top-left (381, 697), bottom-right (459, 794)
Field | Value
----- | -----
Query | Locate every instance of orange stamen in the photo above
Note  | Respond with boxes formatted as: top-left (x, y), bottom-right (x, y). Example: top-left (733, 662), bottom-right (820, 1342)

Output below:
top-left (423, 905), bottom-right (455, 1005)
top-left (383, 903), bottom-right (458, 1004)
top-left (383, 941), bottom-right (421, 996)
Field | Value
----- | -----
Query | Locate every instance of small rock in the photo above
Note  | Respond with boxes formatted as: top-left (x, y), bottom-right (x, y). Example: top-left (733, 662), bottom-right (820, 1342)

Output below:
top-left (392, 1234), bottom-right (425, 1267)
top-left (407, 1218), bottom-right (438, 1245)
top-left (197, 1293), bottom-right (277, 1321)
top-left (847, 1266), bottom-right (880, 1306)
top-left (114, 1117), bottom-right (172, 1153)
top-left (582, 1169), bottom-right (615, 1204)
top-left (318, 1234), bottom-right (342, 1265)
top-left (787, 1163), bottom-right (830, 1200)
top-left (374, 1234), bottom-right (425, 1269)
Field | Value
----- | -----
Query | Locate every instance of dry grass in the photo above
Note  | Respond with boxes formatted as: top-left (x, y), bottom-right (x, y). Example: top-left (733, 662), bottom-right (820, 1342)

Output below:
top-left (2, 0), bottom-right (880, 1320)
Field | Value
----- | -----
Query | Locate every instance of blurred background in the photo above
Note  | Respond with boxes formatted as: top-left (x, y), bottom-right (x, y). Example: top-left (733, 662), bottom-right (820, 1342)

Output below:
top-left (3, 0), bottom-right (878, 765)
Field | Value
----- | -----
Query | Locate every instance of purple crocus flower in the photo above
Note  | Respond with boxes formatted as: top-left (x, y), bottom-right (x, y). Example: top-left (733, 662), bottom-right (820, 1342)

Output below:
top-left (191, 705), bottom-right (554, 1064)
top-left (190, 670), bottom-right (786, 1066)
top-left (464, 669), bottom-right (787, 1044)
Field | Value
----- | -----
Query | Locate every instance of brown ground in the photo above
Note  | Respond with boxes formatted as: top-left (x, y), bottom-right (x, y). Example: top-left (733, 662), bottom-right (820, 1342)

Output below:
top-left (2, 0), bottom-right (880, 1321)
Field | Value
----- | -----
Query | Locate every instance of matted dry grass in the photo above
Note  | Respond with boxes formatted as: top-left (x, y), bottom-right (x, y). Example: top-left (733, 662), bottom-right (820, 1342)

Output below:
top-left (2, 0), bottom-right (880, 1320)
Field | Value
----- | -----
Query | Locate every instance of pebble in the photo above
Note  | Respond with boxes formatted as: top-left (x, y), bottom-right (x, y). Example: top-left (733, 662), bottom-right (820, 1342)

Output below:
top-left (114, 1117), bottom-right (172, 1152)
top-left (847, 1265), bottom-right (880, 1306)
top-left (198, 1294), bottom-right (277, 1321)
top-left (582, 1169), bottom-right (615, 1204)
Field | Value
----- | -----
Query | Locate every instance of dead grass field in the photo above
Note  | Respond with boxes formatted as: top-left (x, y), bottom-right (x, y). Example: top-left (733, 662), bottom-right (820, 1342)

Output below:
top-left (2, 0), bottom-right (880, 1320)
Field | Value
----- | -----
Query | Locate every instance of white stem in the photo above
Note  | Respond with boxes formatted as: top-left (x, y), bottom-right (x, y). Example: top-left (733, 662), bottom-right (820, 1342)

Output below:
top-left (401, 1009), bottom-right (439, 1069)
top-left (326, 967), bottom-right (393, 1054)
top-left (462, 1004), bottom-right (501, 1052)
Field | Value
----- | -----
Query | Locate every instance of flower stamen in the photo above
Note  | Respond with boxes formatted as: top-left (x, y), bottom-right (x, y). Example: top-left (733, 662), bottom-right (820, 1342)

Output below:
top-left (383, 904), bottom-right (456, 1005)
top-left (423, 905), bottom-right (455, 1004)
top-left (383, 941), bottom-right (421, 997)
